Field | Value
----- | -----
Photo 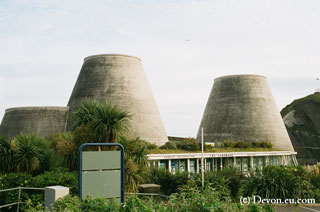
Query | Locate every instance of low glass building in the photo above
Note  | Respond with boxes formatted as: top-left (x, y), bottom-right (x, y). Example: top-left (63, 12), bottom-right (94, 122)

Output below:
top-left (147, 151), bottom-right (297, 174)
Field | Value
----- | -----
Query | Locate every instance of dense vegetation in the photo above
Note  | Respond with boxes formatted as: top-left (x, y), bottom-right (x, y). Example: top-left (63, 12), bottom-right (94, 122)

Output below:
top-left (281, 92), bottom-right (320, 117)
top-left (1, 165), bottom-right (319, 211)
top-left (1, 100), bottom-right (320, 211)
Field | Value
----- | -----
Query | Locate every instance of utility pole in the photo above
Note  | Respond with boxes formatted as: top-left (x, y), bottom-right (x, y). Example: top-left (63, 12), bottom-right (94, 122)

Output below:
top-left (201, 127), bottom-right (204, 189)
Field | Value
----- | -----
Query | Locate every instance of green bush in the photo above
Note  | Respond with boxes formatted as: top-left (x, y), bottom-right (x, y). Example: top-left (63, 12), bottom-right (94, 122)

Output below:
top-left (148, 168), bottom-right (189, 195)
top-left (1, 134), bottom-right (58, 175)
top-left (161, 141), bottom-right (177, 150)
top-left (223, 140), bottom-right (235, 148)
top-left (234, 141), bottom-right (251, 148)
top-left (161, 139), bottom-right (199, 151)
top-left (186, 168), bottom-right (245, 201)
top-left (0, 170), bottom-right (77, 212)
top-left (176, 139), bottom-right (199, 151)
top-left (0, 172), bottom-right (33, 212)
top-left (25, 194), bottom-right (273, 212)
top-left (119, 137), bottom-right (149, 192)
top-left (0, 135), bottom-right (13, 173)
top-left (216, 168), bottom-right (245, 200)
top-left (31, 169), bottom-right (78, 195)
top-left (223, 140), bottom-right (273, 149)
top-left (251, 142), bottom-right (273, 148)
top-left (243, 166), bottom-right (315, 200)
top-left (51, 132), bottom-right (78, 171)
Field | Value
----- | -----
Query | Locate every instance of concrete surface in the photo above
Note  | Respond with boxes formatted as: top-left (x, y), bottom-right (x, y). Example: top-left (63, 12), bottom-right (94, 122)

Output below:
top-left (197, 74), bottom-right (294, 151)
top-left (274, 206), bottom-right (320, 212)
top-left (45, 186), bottom-right (69, 209)
top-left (0, 106), bottom-right (69, 138)
top-left (67, 54), bottom-right (168, 146)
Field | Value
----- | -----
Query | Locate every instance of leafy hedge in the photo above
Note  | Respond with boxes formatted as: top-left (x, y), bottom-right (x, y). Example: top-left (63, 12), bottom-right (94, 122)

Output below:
top-left (25, 192), bottom-right (274, 212)
top-left (0, 169), bottom-right (77, 212)
top-left (223, 140), bottom-right (273, 149)
top-left (160, 138), bottom-right (199, 151)
top-left (243, 166), bottom-right (320, 201)
top-left (147, 168), bottom-right (189, 195)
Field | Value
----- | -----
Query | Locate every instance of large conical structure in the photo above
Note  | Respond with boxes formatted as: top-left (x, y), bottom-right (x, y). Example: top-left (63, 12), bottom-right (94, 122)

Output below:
top-left (67, 54), bottom-right (168, 146)
top-left (0, 106), bottom-right (69, 138)
top-left (197, 74), bottom-right (294, 151)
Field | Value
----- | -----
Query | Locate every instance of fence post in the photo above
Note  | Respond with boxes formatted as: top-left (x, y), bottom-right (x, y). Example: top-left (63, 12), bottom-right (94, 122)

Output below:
top-left (17, 187), bottom-right (21, 212)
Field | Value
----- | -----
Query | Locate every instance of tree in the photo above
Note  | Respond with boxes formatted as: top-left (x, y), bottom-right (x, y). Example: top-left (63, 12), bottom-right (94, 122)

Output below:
top-left (73, 100), bottom-right (132, 144)
top-left (52, 132), bottom-right (78, 171)
top-left (11, 134), bottom-right (52, 174)
top-left (119, 137), bottom-right (149, 192)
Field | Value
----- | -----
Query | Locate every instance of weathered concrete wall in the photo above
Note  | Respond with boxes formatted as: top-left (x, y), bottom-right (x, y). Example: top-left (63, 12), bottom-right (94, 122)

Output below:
top-left (0, 107), bottom-right (69, 138)
top-left (67, 54), bottom-right (168, 146)
top-left (197, 74), bottom-right (294, 151)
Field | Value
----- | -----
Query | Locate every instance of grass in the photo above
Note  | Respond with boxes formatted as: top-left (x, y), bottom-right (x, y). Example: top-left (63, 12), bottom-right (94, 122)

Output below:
top-left (148, 147), bottom-right (281, 154)
top-left (281, 92), bottom-right (320, 117)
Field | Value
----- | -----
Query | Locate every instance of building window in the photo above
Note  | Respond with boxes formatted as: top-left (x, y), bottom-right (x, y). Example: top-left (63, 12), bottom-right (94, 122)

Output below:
top-left (160, 160), bottom-right (168, 169)
top-left (253, 157), bottom-right (265, 171)
top-left (223, 157), bottom-right (233, 168)
top-left (269, 156), bottom-right (280, 166)
top-left (190, 159), bottom-right (196, 174)
top-left (206, 158), bottom-right (213, 172)
top-left (235, 157), bottom-right (250, 172)
top-left (179, 160), bottom-right (187, 172)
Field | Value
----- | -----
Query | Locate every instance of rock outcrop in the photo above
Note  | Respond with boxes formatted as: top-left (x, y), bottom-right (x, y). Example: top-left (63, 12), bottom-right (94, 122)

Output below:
top-left (281, 92), bottom-right (320, 164)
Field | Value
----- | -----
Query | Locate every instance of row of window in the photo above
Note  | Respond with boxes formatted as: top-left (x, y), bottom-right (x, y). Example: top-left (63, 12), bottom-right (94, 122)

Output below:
top-left (150, 155), bottom-right (295, 174)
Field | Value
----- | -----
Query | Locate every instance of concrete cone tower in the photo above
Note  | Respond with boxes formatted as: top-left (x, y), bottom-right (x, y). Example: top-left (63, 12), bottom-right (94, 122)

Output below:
top-left (0, 106), bottom-right (69, 138)
top-left (67, 54), bottom-right (168, 146)
top-left (197, 74), bottom-right (294, 151)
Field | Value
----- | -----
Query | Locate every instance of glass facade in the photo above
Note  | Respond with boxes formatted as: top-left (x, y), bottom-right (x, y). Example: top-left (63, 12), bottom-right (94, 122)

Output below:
top-left (235, 157), bottom-right (250, 172)
top-left (206, 158), bottom-right (213, 172)
top-left (222, 158), bottom-right (233, 168)
top-left (253, 157), bottom-right (265, 171)
top-left (160, 160), bottom-right (168, 169)
top-left (190, 159), bottom-right (196, 174)
top-left (269, 156), bottom-right (280, 166)
top-left (150, 153), bottom-right (296, 174)
top-left (171, 160), bottom-right (179, 174)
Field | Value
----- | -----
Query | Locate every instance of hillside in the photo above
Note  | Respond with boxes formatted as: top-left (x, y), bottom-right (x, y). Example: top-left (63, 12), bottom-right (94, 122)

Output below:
top-left (281, 92), bottom-right (320, 164)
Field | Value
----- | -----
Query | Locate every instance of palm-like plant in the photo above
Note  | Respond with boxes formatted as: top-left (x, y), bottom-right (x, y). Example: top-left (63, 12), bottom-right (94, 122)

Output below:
top-left (119, 137), bottom-right (149, 192)
top-left (11, 134), bottom-right (50, 174)
top-left (73, 100), bottom-right (132, 143)
top-left (0, 135), bottom-right (13, 173)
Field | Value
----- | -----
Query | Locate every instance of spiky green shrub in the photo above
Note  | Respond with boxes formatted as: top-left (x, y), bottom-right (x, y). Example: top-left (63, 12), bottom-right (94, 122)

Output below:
top-left (119, 137), bottom-right (150, 192)
top-left (243, 166), bottom-right (315, 200)
top-left (0, 135), bottom-right (13, 173)
top-left (160, 139), bottom-right (199, 151)
top-left (148, 168), bottom-right (189, 195)
top-left (72, 100), bottom-right (132, 143)
top-left (10, 134), bottom-right (55, 175)
top-left (25, 193), bottom-right (271, 212)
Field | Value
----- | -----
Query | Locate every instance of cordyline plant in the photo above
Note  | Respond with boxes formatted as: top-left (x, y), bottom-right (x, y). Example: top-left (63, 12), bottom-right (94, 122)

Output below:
top-left (72, 100), bottom-right (132, 144)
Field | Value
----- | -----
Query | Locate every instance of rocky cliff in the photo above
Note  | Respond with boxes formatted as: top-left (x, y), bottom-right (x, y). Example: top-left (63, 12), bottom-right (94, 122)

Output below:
top-left (281, 92), bottom-right (320, 165)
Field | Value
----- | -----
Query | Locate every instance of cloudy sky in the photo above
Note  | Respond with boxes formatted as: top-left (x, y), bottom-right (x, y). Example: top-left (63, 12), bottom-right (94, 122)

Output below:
top-left (1, 0), bottom-right (320, 137)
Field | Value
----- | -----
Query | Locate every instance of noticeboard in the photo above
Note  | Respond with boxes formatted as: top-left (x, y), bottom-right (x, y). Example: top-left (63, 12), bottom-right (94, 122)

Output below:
top-left (78, 143), bottom-right (124, 202)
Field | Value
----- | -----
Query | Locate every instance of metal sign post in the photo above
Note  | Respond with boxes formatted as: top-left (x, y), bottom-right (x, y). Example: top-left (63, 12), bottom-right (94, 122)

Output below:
top-left (78, 143), bottom-right (125, 202)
